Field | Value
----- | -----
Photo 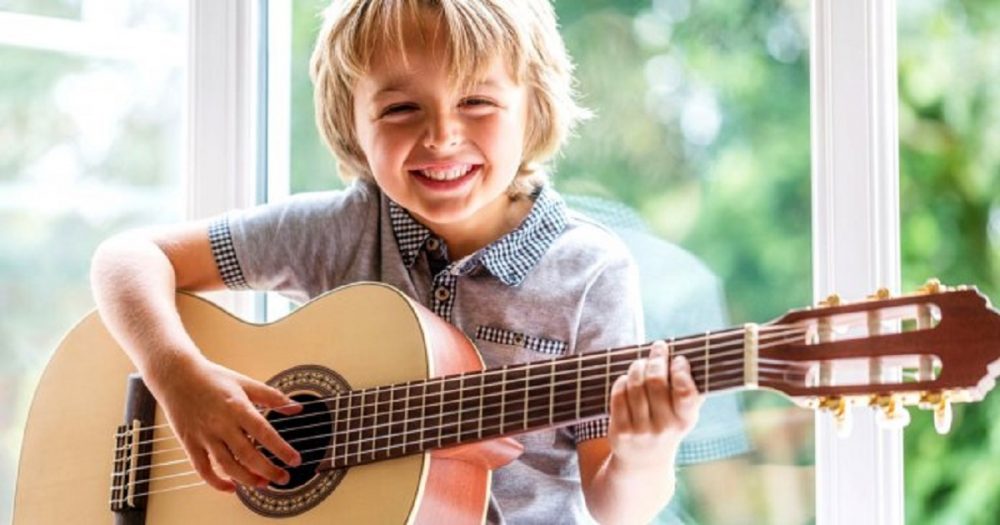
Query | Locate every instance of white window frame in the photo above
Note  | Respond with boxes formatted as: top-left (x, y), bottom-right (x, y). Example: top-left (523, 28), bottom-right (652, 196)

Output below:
top-left (188, 0), bottom-right (907, 522)
top-left (811, 0), bottom-right (902, 524)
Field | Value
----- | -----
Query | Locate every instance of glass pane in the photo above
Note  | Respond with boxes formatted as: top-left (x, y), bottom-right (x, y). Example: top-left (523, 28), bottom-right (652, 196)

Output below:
top-left (0, 0), bottom-right (182, 32)
top-left (899, 1), bottom-right (1000, 523)
top-left (0, 4), bottom-right (187, 522)
top-left (288, 1), bottom-right (813, 522)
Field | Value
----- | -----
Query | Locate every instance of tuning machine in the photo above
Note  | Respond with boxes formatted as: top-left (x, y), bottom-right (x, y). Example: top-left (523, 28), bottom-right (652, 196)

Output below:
top-left (916, 278), bottom-right (943, 295)
top-left (819, 396), bottom-right (852, 437)
top-left (871, 394), bottom-right (911, 430)
top-left (919, 392), bottom-right (953, 435)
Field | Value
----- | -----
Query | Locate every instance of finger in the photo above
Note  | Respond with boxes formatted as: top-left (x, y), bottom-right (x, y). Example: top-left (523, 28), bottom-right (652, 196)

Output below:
top-left (644, 352), bottom-right (672, 431)
top-left (227, 426), bottom-right (292, 486)
top-left (626, 358), bottom-right (651, 434)
top-left (245, 380), bottom-right (302, 416)
top-left (609, 375), bottom-right (631, 435)
top-left (669, 356), bottom-right (702, 431)
top-left (208, 439), bottom-right (267, 489)
top-left (241, 406), bottom-right (301, 468)
top-left (648, 340), bottom-right (668, 359)
top-left (188, 446), bottom-right (235, 492)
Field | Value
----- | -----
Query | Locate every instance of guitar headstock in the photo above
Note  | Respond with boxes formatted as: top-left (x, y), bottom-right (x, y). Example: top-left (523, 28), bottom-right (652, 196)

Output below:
top-left (755, 279), bottom-right (1000, 435)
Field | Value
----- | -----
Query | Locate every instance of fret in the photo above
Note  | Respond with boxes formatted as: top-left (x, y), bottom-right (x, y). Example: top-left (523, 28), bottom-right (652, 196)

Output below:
top-left (456, 374), bottom-right (465, 442)
top-left (575, 356), bottom-right (582, 421)
top-left (501, 366), bottom-right (526, 435)
top-left (422, 379), bottom-right (441, 451)
top-left (526, 362), bottom-right (552, 429)
top-left (605, 352), bottom-right (611, 409)
top-left (400, 382), bottom-right (409, 456)
top-left (439, 377), bottom-right (463, 446)
top-left (383, 385), bottom-right (396, 460)
top-left (522, 365), bottom-right (530, 430)
top-left (703, 331), bottom-right (710, 393)
top-left (438, 378), bottom-right (446, 447)
top-left (498, 366), bottom-right (507, 434)
top-left (479, 369), bottom-right (503, 440)
top-left (548, 360), bottom-right (556, 425)
top-left (477, 374), bottom-right (485, 439)
top-left (458, 373), bottom-right (482, 442)
top-left (370, 386), bottom-right (380, 461)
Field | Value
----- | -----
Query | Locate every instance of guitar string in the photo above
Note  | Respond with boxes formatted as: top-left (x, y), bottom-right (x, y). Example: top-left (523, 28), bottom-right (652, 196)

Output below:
top-left (111, 327), bottom-right (807, 455)
top-left (111, 323), bottom-right (806, 439)
top-left (111, 334), bottom-right (804, 481)
top-left (117, 362), bottom-right (794, 480)
top-left (112, 327), bottom-right (807, 456)
top-left (109, 366), bottom-right (796, 504)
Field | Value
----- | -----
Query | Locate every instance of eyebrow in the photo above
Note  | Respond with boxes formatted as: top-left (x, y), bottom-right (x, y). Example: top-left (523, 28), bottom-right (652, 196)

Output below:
top-left (371, 76), bottom-right (506, 99)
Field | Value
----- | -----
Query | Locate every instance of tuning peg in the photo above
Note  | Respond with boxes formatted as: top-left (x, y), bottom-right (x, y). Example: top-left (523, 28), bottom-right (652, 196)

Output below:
top-left (819, 294), bottom-right (842, 308)
top-left (873, 396), bottom-right (911, 430)
top-left (867, 287), bottom-right (891, 300)
top-left (933, 398), bottom-right (953, 435)
top-left (917, 278), bottom-right (942, 294)
top-left (820, 396), bottom-right (852, 437)
top-left (835, 407), bottom-right (853, 438)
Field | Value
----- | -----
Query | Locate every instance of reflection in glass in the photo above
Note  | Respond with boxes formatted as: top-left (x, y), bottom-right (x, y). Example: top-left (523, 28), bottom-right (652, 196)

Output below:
top-left (290, 1), bottom-right (813, 523)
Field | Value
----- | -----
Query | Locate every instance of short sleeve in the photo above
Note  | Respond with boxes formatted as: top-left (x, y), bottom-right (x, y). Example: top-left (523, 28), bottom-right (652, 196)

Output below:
top-left (206, 181), bottom-right (379, 303)
top-left (571, 250), bottom-right (645, 444)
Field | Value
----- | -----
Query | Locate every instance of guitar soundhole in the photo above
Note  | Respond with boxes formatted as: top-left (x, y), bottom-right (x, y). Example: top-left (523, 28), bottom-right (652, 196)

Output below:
top-left (265, 393), bottom-right (331, 489)
top-left (236, 364), bottom-right (350, 518)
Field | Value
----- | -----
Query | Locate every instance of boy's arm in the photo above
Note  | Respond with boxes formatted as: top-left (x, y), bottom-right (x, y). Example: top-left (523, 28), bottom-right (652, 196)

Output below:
top-left (577, 343), bottom-right (701, 525)
top-left (90, 223), bottom-right (302, 491)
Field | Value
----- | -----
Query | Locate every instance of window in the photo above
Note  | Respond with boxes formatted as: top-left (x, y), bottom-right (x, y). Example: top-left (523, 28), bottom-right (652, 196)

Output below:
top-left (898, 1), bottom-right (1000, 523)
top-left (0, 3), bottom-right (187, 521)
top-left (285, 1), bottom-right (814, 522)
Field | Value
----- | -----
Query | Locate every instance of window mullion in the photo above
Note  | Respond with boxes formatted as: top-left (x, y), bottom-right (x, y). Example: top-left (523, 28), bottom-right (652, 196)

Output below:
top-left (186, 0), bottom-right (261, 317)
top-left (811, 0), bottom-right (903, 524)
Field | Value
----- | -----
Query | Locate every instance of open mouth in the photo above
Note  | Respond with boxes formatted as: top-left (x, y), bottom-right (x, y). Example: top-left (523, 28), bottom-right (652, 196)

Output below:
top-left (409, 164), bottom-right (482, 189)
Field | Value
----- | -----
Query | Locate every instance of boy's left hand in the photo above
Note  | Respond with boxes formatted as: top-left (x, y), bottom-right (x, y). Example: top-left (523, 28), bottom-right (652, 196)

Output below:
top-left (607, 340), bottom-right (702, 469)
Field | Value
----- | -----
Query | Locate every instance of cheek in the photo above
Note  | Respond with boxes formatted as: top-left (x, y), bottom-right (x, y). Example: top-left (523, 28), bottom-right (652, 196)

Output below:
top-left (367, 126), bottom-right (414, 166)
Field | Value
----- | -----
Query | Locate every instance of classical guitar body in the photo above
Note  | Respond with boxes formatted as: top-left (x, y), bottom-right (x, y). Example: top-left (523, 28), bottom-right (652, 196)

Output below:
top-left (14, 283), bottom-right (504, 524)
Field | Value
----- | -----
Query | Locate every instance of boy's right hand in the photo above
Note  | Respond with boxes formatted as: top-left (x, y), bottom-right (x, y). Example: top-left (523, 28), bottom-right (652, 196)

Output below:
top-left (151, 355), bottom-right (303, 492)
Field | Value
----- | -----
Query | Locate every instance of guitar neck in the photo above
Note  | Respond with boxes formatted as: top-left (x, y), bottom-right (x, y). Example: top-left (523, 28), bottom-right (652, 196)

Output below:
top-left (327, 329), bottom-right (754, 469)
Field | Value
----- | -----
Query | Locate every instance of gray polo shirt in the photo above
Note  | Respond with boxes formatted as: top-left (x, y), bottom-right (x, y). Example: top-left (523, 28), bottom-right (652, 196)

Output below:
top-left (208, 179), bottom-right (644, 524)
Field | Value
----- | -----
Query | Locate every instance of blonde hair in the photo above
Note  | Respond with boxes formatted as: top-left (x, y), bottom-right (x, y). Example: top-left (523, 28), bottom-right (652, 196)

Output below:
top-left (309, 0), bottom-right (590, 197)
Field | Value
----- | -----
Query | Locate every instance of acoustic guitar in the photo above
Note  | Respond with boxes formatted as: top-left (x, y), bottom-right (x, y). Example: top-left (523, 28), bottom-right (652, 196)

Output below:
top-left (13, 280), bottom-right (1000, 524)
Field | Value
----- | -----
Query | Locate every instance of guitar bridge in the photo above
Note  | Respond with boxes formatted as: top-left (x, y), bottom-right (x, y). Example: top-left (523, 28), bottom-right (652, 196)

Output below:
top-left (109, 374), bottom-right (156, 523)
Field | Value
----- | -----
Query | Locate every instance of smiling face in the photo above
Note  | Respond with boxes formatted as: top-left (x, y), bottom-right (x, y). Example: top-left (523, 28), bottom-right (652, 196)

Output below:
top-left (352, 10), bottom-right (530, 240)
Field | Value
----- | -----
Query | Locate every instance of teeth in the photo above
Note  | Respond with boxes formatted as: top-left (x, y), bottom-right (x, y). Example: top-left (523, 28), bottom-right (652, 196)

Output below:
top-left (418, 165), bottom-right (473, 181)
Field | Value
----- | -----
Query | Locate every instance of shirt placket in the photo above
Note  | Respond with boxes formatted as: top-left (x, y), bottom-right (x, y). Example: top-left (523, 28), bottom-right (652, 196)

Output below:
top-left (425, 236), bottom-right (459, 321)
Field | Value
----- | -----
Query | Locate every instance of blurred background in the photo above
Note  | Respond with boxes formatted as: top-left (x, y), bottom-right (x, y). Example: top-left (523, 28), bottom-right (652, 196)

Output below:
top-left (1, 0), bottom-right (997, 523)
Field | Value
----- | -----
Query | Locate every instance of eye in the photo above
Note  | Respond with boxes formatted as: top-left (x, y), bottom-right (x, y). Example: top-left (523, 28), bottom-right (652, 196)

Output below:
top-left (461, 97), bottom-right (494, 108)
top-left (380, 103), bottom-right (417, 118)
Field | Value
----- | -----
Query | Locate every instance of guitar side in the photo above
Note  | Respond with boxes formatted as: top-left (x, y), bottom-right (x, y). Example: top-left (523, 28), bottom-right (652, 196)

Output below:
top-left (14, 283), bottom-right (494, 524)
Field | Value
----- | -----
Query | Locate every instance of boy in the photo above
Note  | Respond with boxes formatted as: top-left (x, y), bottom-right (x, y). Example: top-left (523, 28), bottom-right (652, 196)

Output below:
top-left (90, 1), bottom-right (702, 523)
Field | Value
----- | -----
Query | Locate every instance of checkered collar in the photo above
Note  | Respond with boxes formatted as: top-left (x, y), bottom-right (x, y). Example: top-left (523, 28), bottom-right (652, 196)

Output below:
top-left (388, 185), bottom-right (567, 286)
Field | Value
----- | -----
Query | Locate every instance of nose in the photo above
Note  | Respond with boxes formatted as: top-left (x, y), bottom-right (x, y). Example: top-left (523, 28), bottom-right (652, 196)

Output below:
top-left (422, 111), bottom-right (462, 151)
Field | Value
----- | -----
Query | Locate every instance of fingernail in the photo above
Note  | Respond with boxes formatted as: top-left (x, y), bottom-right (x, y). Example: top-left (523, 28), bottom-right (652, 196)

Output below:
top-left (291, 454), bottom-right (302, 467)
top-left (673, 355), bottom-right (689, 370)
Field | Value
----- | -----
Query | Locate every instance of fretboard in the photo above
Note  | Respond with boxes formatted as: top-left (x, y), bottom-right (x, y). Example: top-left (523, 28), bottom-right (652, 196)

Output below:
top-left (326, 330), bottom-right (750, 469)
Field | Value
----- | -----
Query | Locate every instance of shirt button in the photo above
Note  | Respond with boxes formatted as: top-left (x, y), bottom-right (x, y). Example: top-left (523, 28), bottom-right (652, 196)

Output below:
top-left (426, 238), bottom-right (440, 251)
top-left (434, 286), bottom-right (450, 302)
top-left (513, 334), bottom-right (526, 346)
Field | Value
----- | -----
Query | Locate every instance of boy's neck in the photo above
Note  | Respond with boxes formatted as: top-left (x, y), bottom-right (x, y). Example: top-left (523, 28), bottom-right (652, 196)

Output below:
top-left (427, 195), bottom-right (535, 260)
